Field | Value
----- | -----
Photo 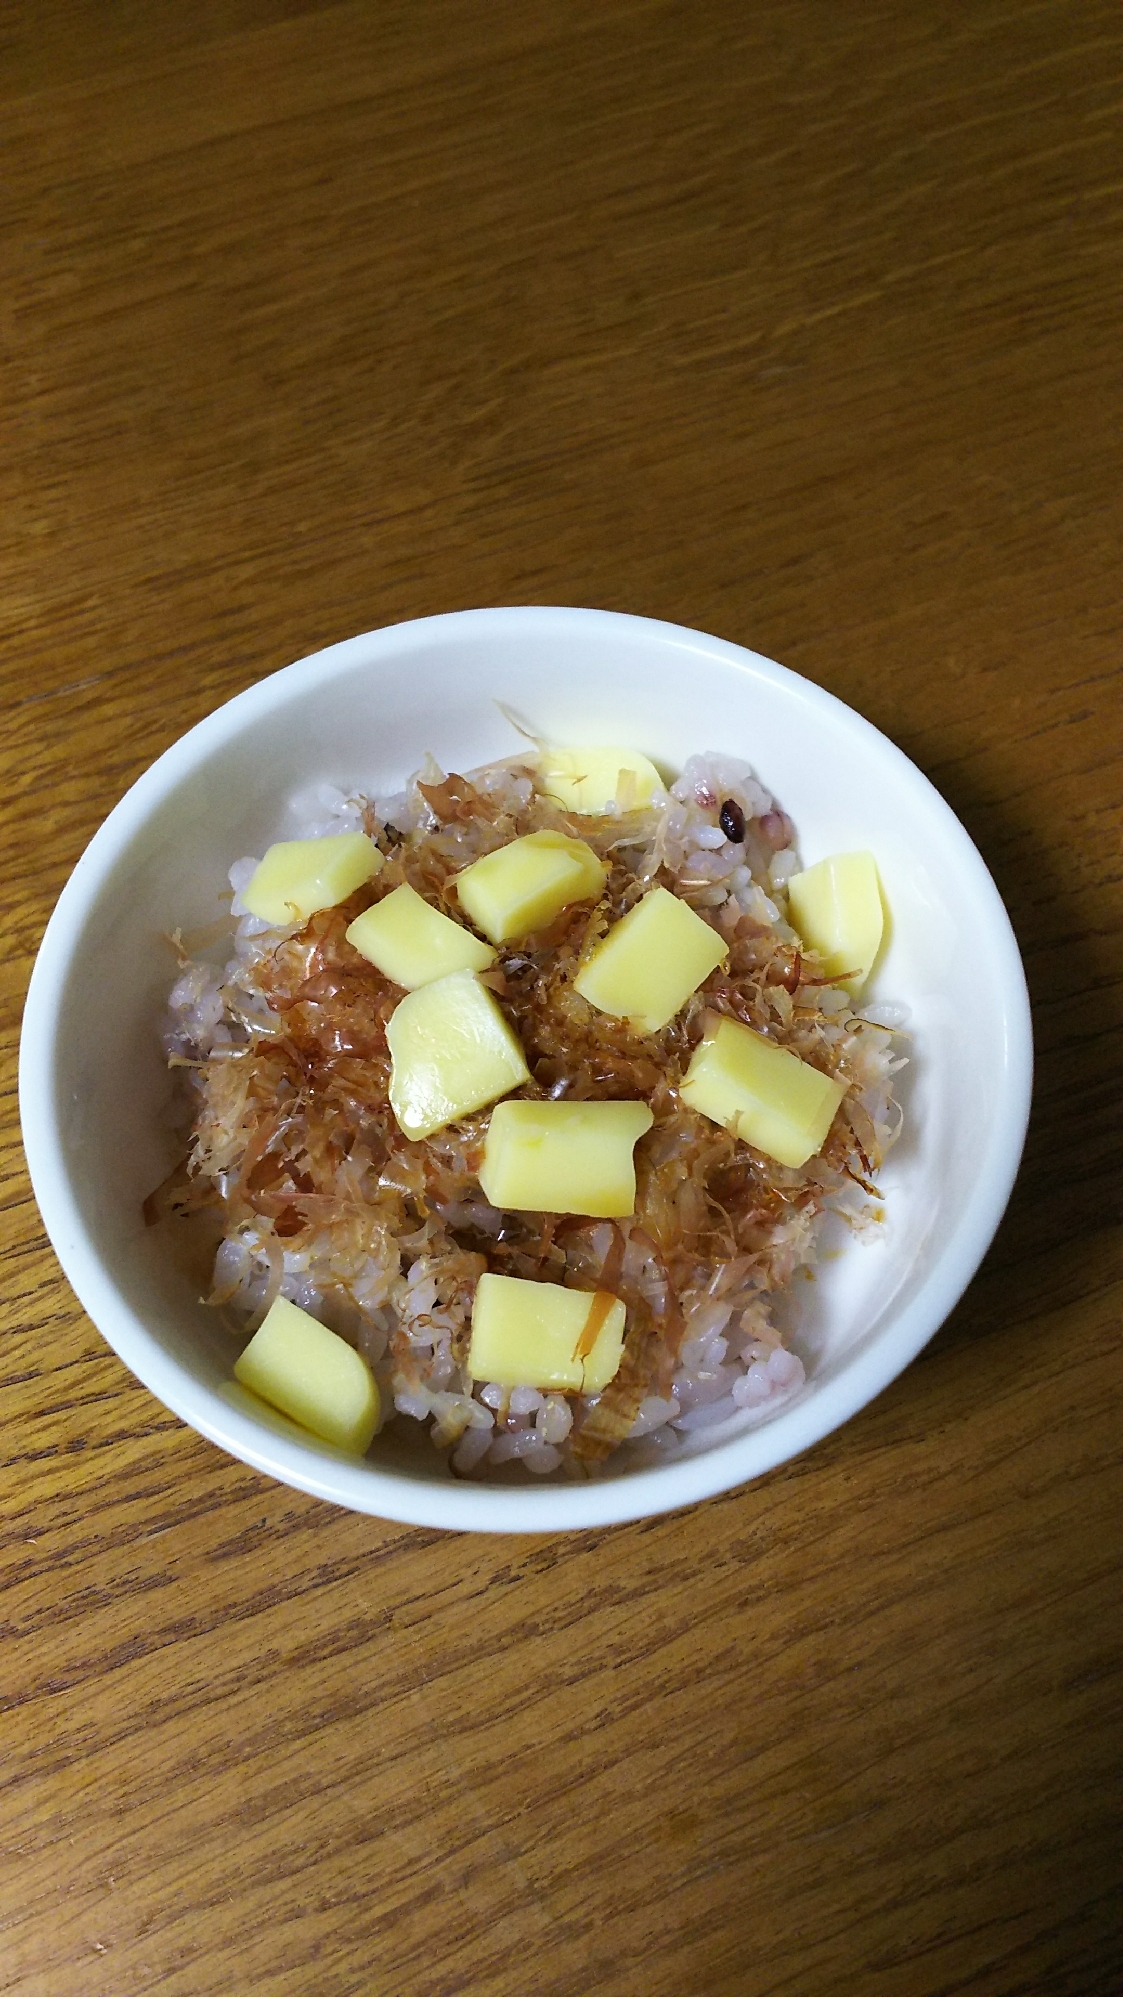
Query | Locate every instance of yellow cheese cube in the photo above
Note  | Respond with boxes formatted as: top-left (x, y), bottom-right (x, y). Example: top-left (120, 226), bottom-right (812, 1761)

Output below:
top-left (346, 882), bottom-right (496, 988)
top-left (468, 1272), bottom-right (625, 1396)
top-left (680, 1016), bottom-right (847, 1168)
top-left (573, 885), bottom-right (728, 1034)
top-left (386, 969), bottom-right (530, 1139)
top-left (241, 833), bottom-right (383, 927)
top-left (454, 832), bottom-right (607, 945)
top-left (479, 1099), bottom-right (654, 1216)
top-left (787, 851), bottom-right (885, 995)
top-left (233, 1296), bottom-right (380, 1453)
top-left (540, 745), bottom-right (663, 815)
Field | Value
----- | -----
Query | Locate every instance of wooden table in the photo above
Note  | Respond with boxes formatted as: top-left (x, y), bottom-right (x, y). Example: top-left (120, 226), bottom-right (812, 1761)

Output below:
top-left (3, 5), bottom-right (1120, 1992)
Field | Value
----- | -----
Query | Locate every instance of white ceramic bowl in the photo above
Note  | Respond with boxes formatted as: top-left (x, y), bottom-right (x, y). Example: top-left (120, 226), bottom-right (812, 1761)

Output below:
top-left (19, 608), bottom-right (1032, 1531)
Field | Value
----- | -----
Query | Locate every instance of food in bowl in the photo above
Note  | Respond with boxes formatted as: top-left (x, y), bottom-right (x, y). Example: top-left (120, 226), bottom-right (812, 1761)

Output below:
top-left (154, 733), bottom-right (906, 1480)
top-left (19, 606), bottom-right (1035, 1531)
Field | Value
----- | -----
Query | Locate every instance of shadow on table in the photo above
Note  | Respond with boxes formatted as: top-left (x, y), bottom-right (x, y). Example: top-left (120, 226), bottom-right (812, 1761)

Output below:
top-left (895, 748), bottom-right (1120, 1367)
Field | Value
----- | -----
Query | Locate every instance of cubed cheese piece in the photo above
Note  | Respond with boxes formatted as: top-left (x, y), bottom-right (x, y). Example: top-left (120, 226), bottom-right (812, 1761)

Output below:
top-left (680, 1016), bottom-right (847, 1168)
top-left (454, 832), bottom-right (607, 945)
top-left (468, 1272), bottom-right (625, 1396)
top-left (540, 745), bottom-right (663, 815)
top-left (787, 851), bottom-right (885, 995)
top-left (573, 885), bottom-right (727, 1034)
top-left (346, 882), bottom-right (496, 988)
top-left (241, 833), bottom-right (383, 927)
top-left (234, 1296), bottom-right (380, 1453)
top-left (387, 969), bottom-right (530, 1139)
top-left (480, 1099), bottom-right (653, 1216)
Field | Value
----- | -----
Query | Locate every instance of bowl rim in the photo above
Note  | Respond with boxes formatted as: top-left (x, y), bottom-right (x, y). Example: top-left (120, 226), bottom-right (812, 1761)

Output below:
top-left (19, 605), bottom-right (1034, 1531)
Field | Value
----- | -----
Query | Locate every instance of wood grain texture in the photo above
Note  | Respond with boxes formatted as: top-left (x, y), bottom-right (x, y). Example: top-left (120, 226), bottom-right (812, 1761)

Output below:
top-left (1, 2), bottom-right (1121, 1992)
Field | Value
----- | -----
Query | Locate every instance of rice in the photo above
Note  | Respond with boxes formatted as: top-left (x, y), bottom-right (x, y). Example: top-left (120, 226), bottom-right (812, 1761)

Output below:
top-left (154, 748), bottom-right (907, 1478)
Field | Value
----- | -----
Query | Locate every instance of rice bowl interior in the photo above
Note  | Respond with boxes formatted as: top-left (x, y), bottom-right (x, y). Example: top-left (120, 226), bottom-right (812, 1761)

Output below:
top-left (19, 609), bottom-right (1032, 1530)
top-left (159, 748), bottom-right (905, 1479)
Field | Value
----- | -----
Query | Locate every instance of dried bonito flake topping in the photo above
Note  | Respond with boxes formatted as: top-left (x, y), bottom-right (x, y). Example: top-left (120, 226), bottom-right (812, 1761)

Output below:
top-left (158, 744), bottom-right (904, 1482)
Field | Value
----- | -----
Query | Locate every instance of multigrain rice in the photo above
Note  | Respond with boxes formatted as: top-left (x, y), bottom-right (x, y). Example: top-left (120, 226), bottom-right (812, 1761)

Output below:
top-left (155, 750), bottom-right (907, 1478)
